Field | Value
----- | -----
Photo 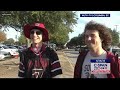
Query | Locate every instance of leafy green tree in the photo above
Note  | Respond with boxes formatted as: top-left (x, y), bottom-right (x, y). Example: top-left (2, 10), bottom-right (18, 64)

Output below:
top-left (4, 38), bottom-right (14, 45)
top-left (67, 36), bottom-right (79, 47)
top-left (67, 33), bottom-right (85, 47)
top-left (108, 28), bottom-right (119, 46)
top-left (77, 33), bottom-right (85, 46)
top-left (18, 33), bottom-right (27, 45)
top-left (0, 11), bottom-right (78, 46)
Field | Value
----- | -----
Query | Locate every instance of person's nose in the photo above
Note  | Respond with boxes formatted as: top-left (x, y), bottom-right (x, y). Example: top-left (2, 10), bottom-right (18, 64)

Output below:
top-left (87, 36), bottom-right (92, 41)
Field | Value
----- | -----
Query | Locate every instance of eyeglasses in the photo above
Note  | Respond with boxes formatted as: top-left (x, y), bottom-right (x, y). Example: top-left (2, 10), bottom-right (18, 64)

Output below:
top-left (30, 30), bottom-right (42, 35)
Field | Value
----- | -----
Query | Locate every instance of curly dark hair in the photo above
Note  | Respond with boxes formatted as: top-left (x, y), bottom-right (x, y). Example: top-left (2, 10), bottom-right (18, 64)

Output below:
top-left (84, 20), bottom-right (112, 49)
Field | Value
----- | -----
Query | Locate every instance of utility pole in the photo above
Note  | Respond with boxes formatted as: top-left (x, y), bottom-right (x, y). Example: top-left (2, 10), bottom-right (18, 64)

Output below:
top-left (115, 25), bottom-right (118, 31)
top-left (115, 25), bottom-right (119, 44)
top-left (0, 24), bottom-right (2, 30)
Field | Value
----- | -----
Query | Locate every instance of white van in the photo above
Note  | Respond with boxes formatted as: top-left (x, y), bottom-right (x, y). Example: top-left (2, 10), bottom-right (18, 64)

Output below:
top-left (108, 47), bottom-right (120, 59)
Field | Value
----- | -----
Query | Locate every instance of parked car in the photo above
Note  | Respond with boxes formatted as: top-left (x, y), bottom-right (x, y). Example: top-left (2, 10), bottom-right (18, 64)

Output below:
top-left (0, 45), bottom-right (19, 58)
top-left (48, 43), bottom-right (57, 51)
top-left (75, 45), bottom-right (88, 53)
top-left (75, 46), bottom-right (80, 51)
top-left (0, 53), bottom-right (5, 60)
top-left (13, 45), bottom-right (25, 53)
top-left (0, 50), bottom-right (11, 60)
top-left (108, 47), bottom-right (120, 59)
top-left (80, 45), bottom-right (88, 52)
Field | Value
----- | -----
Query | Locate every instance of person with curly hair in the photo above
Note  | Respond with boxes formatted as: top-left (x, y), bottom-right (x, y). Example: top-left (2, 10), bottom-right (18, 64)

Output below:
top-left (74, 21), bottom-right (120, 78)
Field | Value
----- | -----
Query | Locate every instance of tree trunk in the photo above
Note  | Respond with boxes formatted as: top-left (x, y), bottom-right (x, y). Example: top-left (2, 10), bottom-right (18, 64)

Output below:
top-left (26, 38), bottom-right (31, 47)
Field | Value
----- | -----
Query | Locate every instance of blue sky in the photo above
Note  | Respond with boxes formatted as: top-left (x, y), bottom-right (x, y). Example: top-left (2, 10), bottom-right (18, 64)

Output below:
top-left (69, 11), bottom-right (120, 40)
top-left (5, 28), bottom-right (21, 41)
top-left (4, 11), bottom-right (120, 41)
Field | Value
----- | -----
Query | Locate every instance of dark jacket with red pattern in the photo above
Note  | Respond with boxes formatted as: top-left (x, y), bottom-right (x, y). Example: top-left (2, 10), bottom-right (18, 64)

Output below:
top-left (74, 51), bottom-right (120, 78)
top-left (18, 44), bottom-right (62, 78)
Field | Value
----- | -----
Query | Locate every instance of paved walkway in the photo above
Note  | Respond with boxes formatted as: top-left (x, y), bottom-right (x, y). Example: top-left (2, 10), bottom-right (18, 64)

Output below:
top-left (58, 51), bottom-right (74, 78)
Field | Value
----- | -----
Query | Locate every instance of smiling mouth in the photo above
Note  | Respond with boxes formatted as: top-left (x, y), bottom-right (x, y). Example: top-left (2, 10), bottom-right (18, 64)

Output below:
top-left (32, 38), bottom-right (39, 39)
top-left (32, 38), bottom-right (38, 40)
